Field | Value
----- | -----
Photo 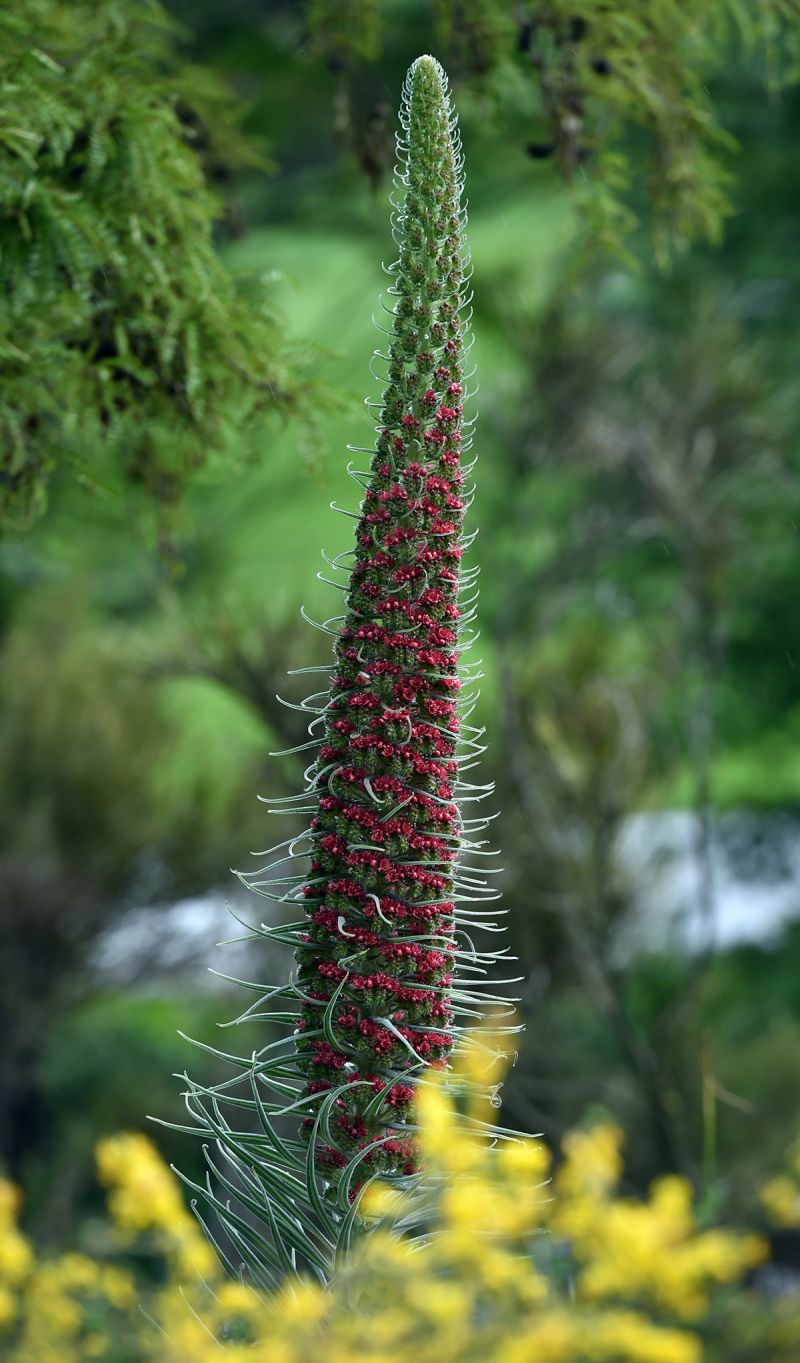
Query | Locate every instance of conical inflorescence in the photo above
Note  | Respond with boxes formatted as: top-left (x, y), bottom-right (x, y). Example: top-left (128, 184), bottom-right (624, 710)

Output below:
top-left (295, 55), bottom-right (476, 1177)
top-left (173, 55), bottom-right (517, 1285)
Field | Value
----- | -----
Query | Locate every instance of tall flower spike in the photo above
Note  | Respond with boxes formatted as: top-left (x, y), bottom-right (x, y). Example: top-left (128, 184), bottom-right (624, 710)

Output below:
top-left (167, 55), bottom-right (521, 1286)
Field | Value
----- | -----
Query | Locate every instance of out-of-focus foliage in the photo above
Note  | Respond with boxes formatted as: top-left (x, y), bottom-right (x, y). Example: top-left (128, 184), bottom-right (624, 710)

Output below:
top-left (480, 277), bottom-right (800, 1181)
top-left (0, 589), bottom-right (273, 1173)
top-left (25, 993), bottom-right (230, 1242)
top-left (0, 0), bottom-right (294, 534)
top-left (308, 0), bottom-right (381, 64)
top-left (308, 0), bottom-right (800, 261)
top-left (0, 1056), bottom-right (776, 1363)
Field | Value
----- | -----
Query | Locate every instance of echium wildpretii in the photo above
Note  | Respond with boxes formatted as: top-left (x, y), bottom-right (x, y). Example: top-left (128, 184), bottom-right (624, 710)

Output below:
top-left (294, 54), bottom-right (472, 1177)
top-left (170, 56), bottom-right (518, 1286)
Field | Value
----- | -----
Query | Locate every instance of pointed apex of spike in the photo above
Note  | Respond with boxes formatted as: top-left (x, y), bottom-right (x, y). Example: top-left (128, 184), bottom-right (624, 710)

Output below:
top-left (409, 53), bottom-right (448, 92)
top-left (411, 53), bottom-right (445, 73)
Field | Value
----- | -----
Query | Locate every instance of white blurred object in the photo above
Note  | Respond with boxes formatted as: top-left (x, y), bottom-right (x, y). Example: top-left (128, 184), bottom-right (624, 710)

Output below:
top-left (617, 810), bottom-right (800, 957)
top-left (95, 810), bottom-right (800, 986)
top-left (92, 891), bottom-right (287, 988)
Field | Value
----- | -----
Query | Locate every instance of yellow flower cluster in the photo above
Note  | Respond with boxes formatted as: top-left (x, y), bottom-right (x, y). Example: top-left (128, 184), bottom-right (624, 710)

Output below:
top-left (103, 1067), bottom-right (763, 1363)
top-left (760, 1138), bottom-right (800, 1228)
top-left (0, 1180), bottom-right (33, 1330)
top-left (9, 1252), bottom-right (138, 1363)
top-left (0, 1056), bottom-right (772, 1363)
top-left (550, 1125), bottom-right (765, 1320)
top-left (0, 1139), bottom-right (188, 1363)
top-left (0, 1210), bottom-right (139, 1363)
top-left (96, 1131), bottom-right (217, 1279)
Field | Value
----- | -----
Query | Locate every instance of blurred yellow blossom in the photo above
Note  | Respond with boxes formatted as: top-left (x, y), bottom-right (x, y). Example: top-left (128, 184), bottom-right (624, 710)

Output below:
top-left (0, 1284), bottom-right (17, 1329)
top-left (215, 1279), bottom-right (262, 1316)
top-left (557, 1123), bottom-right (624, 1200)
top-left (498, 1134), bottom-right (551, 1182)
top-left (552, 1128), bottom-right (765, 1319)
top-left (0, 1180), bottom-right (33, 1292)
top-left (491, 1311), bottom-right (580, 1363)
top-left (415, 1074), bottom-right (484, 1174)
top-left (0, 1051), bottom-right (782, 1363)
top-left (97, 1130), bottom-right (217, 1279)
top-left (99, 1264), bottom-right (137, 1310)
top-left (590, 1310), bottom-right (701, 1363)
top-left (268, 1276), bottom-right (329, 1327)
top-left (761, 1174), bottom-right (800, 1227)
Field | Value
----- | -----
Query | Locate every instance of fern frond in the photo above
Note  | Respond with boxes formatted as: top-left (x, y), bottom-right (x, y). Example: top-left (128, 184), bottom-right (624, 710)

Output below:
top-left (0, 0), bottom-right (294, 534)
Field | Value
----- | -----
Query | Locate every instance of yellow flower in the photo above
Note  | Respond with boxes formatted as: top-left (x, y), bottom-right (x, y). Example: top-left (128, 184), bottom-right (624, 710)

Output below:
top-left (498, 1137), bottom-right (551, 1184)
top-left (0, 1179), bottom-right (33, 1295)
top-left (360, 1182), bottom-right (405, 1221)
top-left (417, 1079), bottom-right (483, 1174)
top-left (216, 1279), bottom-right (261, 1316)
top-left (455, 1037), bottom-right (508, 1082)
top-left (28, 1284), bottom-right (82, 1336)
top-left (0, 1283), bottom-right (17, 1330)
top-left (0, 1227), bottom-right (33, 1285)
top-left (414, 1279), bottom-right (470, 1323)
top-left (576, 1199), bottom-right (759, 1319)
top-left (268, 1277), bottom-right (329, 1328)
top-left (557, 1124), bottom-right (624, 1202)
top-left (55, 1253), bottom-right (100, 1291)
top-left (761, 1174), bottom-right (800, 1228)
top-left (174, 1230), bottom-right (218, 1279)
top-left (0, 1038), bottom-right (785, 1363)
top-left (497, 1311), bottom-right (580, 1363)
top-left (0, 1181), bottom-right (22, 1225)
top-left (477, 1243), bottom-right (539, 1293)
top-left (440, 1176), bottom-right (494, 1228)
top-left (100, 1265), bottom-right (138, 1310)
top-left (97, 1132), bottom-right (184, 1234)
top-left (590, 1309), bottom-right (701, 1363)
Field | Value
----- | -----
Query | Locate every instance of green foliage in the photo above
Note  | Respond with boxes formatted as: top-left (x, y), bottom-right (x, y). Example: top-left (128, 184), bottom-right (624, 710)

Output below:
top-left (0, 0), bottom-right (292, 534)
top-left (0, 593), bottom-right (169, 885)
top-left (26, 993), bottom-right (223, 1238)
top-left (308, 0), bottom-right (381, 64)
top-left (309, 0), bottom-right (800, 262)
top-left (0, 587), bottom-right (272, 1171)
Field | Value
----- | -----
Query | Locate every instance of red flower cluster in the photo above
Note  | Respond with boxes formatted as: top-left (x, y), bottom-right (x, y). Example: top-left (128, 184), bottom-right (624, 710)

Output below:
top-left (295, 303), bottom-right (469, 1179)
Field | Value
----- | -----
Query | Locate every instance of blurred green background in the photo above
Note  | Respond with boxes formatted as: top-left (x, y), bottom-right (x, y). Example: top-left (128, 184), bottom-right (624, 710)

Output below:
top-left (3, 0), bottom-right (800, 1259)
